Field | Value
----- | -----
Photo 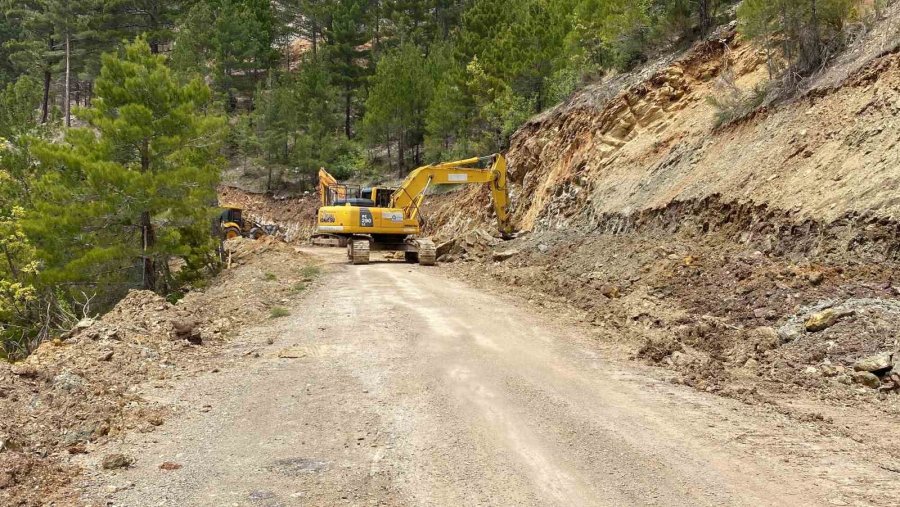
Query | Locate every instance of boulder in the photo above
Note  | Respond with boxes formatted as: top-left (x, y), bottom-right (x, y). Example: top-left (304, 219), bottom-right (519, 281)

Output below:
top-left (749, 327), bottom-right (780, 352)
top-left (851, 371), bottom-right (881, 389)
top-left (600, 285), bottom-right (621, 299)
top-left (171, 319), bottom-right (202, 345)
top-left (75, 318), bottom-right (95, 329)
top-left (491, 249), bottom-right (519, 262)
top-left (52, 371), bottom-right (86, 392)
top-left (102, 453), bottom-right (133, 470)
top-left (777, 327), bottom-right (802, 343)
top-left (852, 352), bottom-right (893, 373)
top-left (820, 364), bottom-right (844, 378)
top-left (805, 309), bottom-right (837, 332)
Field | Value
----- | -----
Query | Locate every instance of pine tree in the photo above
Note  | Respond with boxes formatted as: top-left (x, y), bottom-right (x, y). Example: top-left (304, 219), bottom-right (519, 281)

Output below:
top-left (738, 0), bottom-right (856, 78)
top-left (28, 37), bottom-right (225, 294)
top-left (0, 76), bottom-right (44, 358)
top-left (170, 0), bottom-right (280, 105)
top-left (363, 42), bottom-right (436, 173)
top-left (0, 10), bottom-right (25, 87)
top-left (325, 0), bottom-right (371, 139)
top-left (104, 0), bottom-right (188, 54)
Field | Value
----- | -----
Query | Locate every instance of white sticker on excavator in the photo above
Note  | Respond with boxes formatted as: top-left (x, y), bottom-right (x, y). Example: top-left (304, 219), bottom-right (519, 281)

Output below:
top-left (448, 173), bottom-right (468, 182)
top-left (383, 211), bottom-right (403, 222)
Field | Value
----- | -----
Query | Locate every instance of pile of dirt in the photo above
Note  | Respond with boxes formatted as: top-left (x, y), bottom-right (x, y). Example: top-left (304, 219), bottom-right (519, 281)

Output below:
top-left (218, 185), bottom-right (318, 242)
top-left (0, 239), bottom-right (321, 506)
top-left (439, 196), bottom-right (900, 431)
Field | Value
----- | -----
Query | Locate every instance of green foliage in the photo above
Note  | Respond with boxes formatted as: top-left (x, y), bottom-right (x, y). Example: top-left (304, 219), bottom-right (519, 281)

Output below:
top-left (171, 0), bottom-right (279, 102)
top-left (707, 77), bottom-right (770, 127)
top-left (326, 0), bottom-right (372, 138)
top-left (27, 37), bottom-right (225, 295)
top-left (237, 56), bottom-right (358, 187)
top-left (298, 265), bottom-right (322, 278)
top-left (0, 75), bottom-right (42, 139)
top-left (738, 0), bottom-right (858, 78)
top-left (364, 42), bottom-right (443, 172)
top-left (0, 193), bottom-right (41, 360)
top-left (269, 306), bottom-right (290, 318)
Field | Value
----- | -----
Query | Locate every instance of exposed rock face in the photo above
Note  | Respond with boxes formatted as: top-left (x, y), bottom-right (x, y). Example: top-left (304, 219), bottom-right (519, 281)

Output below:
top-left (101, 453), bottom-right (133, 470)
top-left (430, 22), bottom-right (900, 245)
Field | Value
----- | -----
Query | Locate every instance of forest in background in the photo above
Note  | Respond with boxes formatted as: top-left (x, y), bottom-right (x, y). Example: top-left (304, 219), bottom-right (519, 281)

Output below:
top-left (0, 0), bottom-right (883, 358)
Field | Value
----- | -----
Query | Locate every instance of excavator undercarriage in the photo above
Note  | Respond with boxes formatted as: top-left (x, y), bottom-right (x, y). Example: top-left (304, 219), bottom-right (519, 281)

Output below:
top-left (345, 236), bottom-right (436, 266)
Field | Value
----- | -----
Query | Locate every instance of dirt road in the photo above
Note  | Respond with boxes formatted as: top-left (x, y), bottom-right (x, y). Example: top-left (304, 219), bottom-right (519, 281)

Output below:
top-left (80, 248), bottom-right (887, 506)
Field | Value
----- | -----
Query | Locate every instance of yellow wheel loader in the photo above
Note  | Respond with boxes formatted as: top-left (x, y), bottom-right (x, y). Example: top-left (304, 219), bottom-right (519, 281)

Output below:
top-left (216, 207), bottom-right (273, 241)
top-left (314, 154), bottom-right (514, 266)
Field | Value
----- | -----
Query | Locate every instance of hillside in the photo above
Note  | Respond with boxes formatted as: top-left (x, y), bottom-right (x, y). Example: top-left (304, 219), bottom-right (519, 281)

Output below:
top-left (424, 4), bottom-right (900, 471)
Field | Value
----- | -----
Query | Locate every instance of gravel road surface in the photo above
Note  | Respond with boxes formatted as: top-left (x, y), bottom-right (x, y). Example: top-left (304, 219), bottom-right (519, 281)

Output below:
top-left (81, 248), bottom-right (868, 506)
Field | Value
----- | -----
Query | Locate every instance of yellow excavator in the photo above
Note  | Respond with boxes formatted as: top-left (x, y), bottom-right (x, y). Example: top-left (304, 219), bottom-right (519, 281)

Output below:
top-left (314, 154), bottom-right (513, 265)
top-left (312, 168), bottom-right (395, 248)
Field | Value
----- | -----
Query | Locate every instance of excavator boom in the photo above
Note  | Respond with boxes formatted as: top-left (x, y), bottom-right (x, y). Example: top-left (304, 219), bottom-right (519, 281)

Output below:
top-left (390, 154), bottom-right (513, 235)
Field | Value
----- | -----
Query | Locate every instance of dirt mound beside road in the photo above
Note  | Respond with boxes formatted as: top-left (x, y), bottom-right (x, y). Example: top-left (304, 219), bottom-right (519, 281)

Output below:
top-left (0, 239), bottom-right (321, 506)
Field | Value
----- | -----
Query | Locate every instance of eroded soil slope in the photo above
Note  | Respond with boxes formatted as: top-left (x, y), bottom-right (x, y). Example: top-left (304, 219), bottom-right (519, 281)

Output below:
top-left (427, 11), bottom-right (900, 457)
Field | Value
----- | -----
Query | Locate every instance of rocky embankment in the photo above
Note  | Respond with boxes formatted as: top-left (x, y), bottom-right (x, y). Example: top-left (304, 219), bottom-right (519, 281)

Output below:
top-left (428, 11), bottom-right (900, 434)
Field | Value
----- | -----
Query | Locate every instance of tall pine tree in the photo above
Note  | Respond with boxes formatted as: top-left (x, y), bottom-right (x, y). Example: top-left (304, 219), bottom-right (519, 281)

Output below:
top-left (28, 37), bottom-right (225, 294)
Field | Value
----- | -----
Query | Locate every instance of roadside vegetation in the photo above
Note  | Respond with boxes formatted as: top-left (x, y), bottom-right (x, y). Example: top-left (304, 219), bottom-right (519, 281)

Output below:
top-left (0, 0), bottom-right (888, 358)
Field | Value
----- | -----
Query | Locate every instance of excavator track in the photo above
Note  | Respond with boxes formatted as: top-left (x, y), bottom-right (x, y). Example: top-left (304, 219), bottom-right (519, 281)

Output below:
top-left (349, 239), bottom-right (370, 265)
top-left (416, 239), bottom-right (437, 266)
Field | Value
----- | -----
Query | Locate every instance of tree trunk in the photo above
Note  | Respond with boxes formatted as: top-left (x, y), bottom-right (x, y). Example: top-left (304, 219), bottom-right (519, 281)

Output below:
top-left (140, 140), bottom-right (156, 291)
top-left (699, 0), bottom-right (711, 36)
top-left (64, 30), bottom-right (71, 128)
top-left (397, 134), bottom-right (405, 177)
top-left (2, 245), bottom-right (20, 281)
top-left (808, 0), bottom-right (822, 69)
top-left (344, 86), bottom-right (352, 139)
top-left (386, 137), bottom-right (393, 174)
top-left (311, 19), bottom-right (319, 59)
top-left (41, 70), bottom-right (51, 124)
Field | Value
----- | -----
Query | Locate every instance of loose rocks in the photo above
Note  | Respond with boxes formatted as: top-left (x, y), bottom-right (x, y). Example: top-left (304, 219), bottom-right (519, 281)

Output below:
top-left (101, 454), bottom-right (133, 470)
top-left (853, 352), bottom-right (893, 373)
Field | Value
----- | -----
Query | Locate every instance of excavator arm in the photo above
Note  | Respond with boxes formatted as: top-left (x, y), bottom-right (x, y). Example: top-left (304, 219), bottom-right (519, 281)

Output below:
top-left (318, 168), bottom-right (343, 207)
top-left (391, 154), bottom-right (513, 236)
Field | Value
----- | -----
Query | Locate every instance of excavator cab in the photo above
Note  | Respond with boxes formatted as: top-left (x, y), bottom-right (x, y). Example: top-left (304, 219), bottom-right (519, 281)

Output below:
top-left (362, 187), bottom-right (395, 208)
